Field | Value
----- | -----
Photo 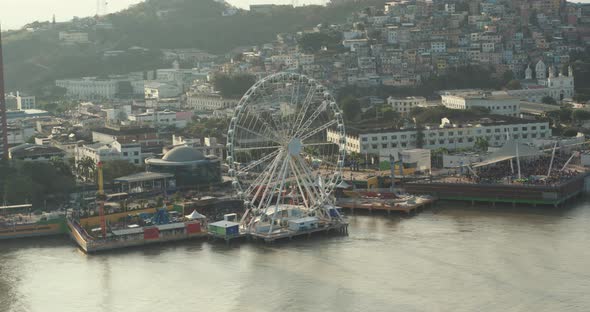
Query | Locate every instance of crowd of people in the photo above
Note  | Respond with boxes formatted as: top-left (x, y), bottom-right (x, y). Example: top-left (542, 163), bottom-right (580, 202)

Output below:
top-left (466, 154), bottom-right (580, 186)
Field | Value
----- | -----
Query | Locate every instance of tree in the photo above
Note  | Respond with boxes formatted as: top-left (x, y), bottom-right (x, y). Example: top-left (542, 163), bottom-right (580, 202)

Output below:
top-left (340, 96), bottom-right (362, 122)
top-left (571, 109), bottom-right (590, 123)
top-left (542, 96), bottom-right (557, 105)
top-left (297, 31), bottom-right (342, 53)
top-left (101, 160), bottom-right (143, 182)
top-left (505, 80), bottom-right (522, 90)
top-left (212, 74), bottom-right (256, 99)
top-left (474, 137), bottom-right (489, 152)
top-left (562, 127), bottom-right (579, 137)
top-left (76, 157), bottom-right (96, 182)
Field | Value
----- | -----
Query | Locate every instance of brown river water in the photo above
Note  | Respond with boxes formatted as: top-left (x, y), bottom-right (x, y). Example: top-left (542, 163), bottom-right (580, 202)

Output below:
top-left (1, 200), bottom-right (590, 312)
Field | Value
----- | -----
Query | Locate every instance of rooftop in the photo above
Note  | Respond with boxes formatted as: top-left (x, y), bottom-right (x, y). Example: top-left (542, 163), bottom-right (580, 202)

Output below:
top-left (113, 172), bottom-right (174, 183)
top-left (9, 144), bottom-right (65, 158)
top-left (93, 127), bottom-right (157, 136)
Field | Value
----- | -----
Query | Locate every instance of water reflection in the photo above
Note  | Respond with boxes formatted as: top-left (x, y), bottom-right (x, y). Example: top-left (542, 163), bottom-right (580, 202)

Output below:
top-left (2, 200), bottom-right (590, 311)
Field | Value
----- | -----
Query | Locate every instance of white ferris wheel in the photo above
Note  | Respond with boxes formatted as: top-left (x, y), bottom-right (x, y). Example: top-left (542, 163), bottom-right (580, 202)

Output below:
top-left (226, 72), bottom-right (346, 234)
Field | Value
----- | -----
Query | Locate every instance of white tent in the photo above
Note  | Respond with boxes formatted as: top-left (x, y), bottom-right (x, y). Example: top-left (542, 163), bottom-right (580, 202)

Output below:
top-left (336, 181), bottom-right (351, 189)
top-left (473, 141), bottom-right (541, 168)
top-left (185, 210), bottom-right (206, 220)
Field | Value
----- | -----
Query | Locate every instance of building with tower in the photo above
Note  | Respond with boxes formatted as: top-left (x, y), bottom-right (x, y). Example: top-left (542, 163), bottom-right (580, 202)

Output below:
top-left (506, 61), bottom-right (574, 102)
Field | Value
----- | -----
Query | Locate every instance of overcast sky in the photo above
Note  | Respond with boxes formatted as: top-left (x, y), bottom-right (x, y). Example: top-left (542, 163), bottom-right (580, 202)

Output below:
top-left (2, 0), bottom-right (589, 30)
top-left (0, 0), bottom-right (328, 30)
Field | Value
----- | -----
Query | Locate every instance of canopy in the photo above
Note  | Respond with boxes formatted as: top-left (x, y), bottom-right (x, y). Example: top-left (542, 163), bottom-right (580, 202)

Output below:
top-left (185, 210), bottom-right (206, 220)
top-left (473, 141), bottom-right (541, 168)
top-left (336, 181), bottom-right (351, 189)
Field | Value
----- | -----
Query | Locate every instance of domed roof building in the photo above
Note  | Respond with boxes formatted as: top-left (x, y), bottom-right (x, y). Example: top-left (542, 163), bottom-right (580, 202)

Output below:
top-left (161, 146), bottom-right (205, 163)
top-left (145, 146), bottom-right (221, 188)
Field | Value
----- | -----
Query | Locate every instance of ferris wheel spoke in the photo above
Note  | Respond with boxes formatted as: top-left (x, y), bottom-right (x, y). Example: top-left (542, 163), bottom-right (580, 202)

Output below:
top-left (293, 154), bottom-right (324, 206)
top-left (235, 125), bottom-right (282, 146)
top-left (249, 150), bottom-right (284, 208)
top-left (237, 149), bottom-right (280, 174)
top-left (233, 145), bottom-right (281, 152)
top-left (292, 84), bottom-right (317, 137)
top-left (294, 100), bottom-right (329, 139)
top-left (300, 120), bottom-right (337, 142)
top-left (257, 151), bottom-right (287, 212)
top-left (289, 157), bottom-right (312, 209)
top-left (259, 155), bottom-right (289, 224)
top-left (241, 108), bottom-right (283, 142)
top-left (267, 156), bottom-right (291, 233)
top-left (286, 75), bottom-right (303, 137)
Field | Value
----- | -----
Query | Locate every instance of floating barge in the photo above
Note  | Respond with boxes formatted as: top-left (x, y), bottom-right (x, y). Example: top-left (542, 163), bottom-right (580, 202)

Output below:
top-left (337, 195), bottom-right (436, 215)
top-left (67, 207), bottom-right (209, 253)
top-left (248, 220), bottom-right (348, 243)
top-left (0, 205), bottom-right (66, 240)
top-left (67, 218), bottom-right (207, 253)
top-left (404, 174), bottom-right (588, 207)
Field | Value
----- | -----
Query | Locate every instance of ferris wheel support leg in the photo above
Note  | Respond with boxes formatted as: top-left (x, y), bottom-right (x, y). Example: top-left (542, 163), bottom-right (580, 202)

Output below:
top-left (268, 156), bottom-right (290, 235)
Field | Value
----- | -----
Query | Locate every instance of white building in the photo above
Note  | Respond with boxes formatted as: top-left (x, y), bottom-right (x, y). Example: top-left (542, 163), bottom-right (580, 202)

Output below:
top-left (128, 110), bottom-right (187, 128)
top-left (443, 152), bottom-right (487, 168)
top-left (16, 92), bottom-right (35, 110)
top-left (56, 78), bottom-right (118, 100)
top-left (441, 90), bottom-right (520, 117)
top-left (400, 149), bottom-right (431, 172)
top-left (387, 96), bottom-right (426, 115)
top-left (171, 135), bottom-right (224, 159)
top-left (6, 123), bottom-right (35, 146)
top-left (144, 82), bottom-right (181, 99)
top-left (509, 63), bottom-right (575, 102)
top-left (58, 31), bottom-right (89, 45)
top-left (75, 140), bottom-right (142, 166)
top-left (104, 105), bottom-right (132, 123)
top-left (186, 92), bottom-right (238, 111)
top-left (328, 117), bottom-right (551, 161)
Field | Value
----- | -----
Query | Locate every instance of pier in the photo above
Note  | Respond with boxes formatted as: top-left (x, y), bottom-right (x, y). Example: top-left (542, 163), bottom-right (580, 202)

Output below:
top-left (404, 173), bottom-right (588, 207)
top-left (248, 222), bottom-right (349, 243)
top-left (337, 196), bottom-right (436, 216)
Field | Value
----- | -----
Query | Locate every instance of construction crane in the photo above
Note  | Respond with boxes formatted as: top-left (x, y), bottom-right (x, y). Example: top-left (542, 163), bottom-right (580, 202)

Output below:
top-left (96, 162), bottom-right (107, 238)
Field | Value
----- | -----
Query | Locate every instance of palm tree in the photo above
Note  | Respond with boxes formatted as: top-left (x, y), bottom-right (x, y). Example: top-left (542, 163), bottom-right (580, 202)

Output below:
top-left (474, 137), bottom-right (489, 152)
top-left (76, 157), bottom-right (96, 182)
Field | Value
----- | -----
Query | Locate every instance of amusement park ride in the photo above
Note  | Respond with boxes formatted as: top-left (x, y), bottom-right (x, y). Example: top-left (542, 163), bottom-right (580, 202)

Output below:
top-left (226, 72), bottom-right (348, 239)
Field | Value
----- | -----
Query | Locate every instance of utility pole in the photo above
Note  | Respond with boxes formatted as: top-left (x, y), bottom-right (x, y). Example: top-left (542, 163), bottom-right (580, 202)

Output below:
top-left (389, 154), bottom-right (395, 194)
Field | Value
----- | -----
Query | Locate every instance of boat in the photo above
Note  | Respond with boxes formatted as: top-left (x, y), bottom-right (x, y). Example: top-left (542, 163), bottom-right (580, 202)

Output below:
top-left (0, 205), bottom-right (66, 240)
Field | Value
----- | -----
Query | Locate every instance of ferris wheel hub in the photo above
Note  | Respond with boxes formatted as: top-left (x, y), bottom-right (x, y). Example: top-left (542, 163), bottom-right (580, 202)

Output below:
top-left (287, 138), bottom-right (303, 156)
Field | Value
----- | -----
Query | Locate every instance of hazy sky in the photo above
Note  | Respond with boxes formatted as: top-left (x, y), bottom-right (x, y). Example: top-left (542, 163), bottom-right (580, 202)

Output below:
top-left (2, 0), bottom-right (589, 30)
top-left (0, 0), bottom-right (328, 30)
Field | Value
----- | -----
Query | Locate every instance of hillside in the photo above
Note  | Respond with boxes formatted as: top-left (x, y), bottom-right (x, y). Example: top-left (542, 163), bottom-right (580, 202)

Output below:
top-left (2, 0), bottom-right (384, 93)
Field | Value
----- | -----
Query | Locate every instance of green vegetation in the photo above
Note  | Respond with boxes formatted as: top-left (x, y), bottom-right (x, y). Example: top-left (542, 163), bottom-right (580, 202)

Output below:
top-left (337, 65), bottom-right (513, 100)
top-left (101, 160), bottom-right (143, 182)
top-left (409, 106), bottom-right (490, 124)
top-left (297, 31), bottom-right (343, 53)
top-left (542, 96), bottom-right (557, 105)
top-left (182, 117), bottom-right (229, 139)
top-left (0, 159), bottom-right (75, 207)
top-left (3, 0), bottom-right (382, 92)
top-left (474, 137), bottom-right (489, 152)
top-left (340, 96), bottom-right (362, 122)
top-left (212, 73), bottom-right (256, 99)
top-left (569, 49), bottom-right (590, 102)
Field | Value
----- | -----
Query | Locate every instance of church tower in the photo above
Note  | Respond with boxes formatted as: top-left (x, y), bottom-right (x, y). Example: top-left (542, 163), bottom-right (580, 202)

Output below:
top-left (535, 60), bottom-right (546, 80)
top-left (525, 64), bottom-right (532, 80)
